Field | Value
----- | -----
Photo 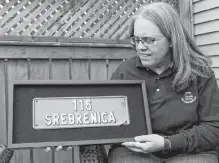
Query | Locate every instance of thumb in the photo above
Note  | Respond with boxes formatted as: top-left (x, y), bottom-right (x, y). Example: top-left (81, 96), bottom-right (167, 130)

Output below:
top-left (134, 135), bottom-right (155, 142)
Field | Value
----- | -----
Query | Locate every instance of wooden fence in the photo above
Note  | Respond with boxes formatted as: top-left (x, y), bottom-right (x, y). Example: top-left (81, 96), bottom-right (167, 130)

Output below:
top-left (0, 0), bottom-right (178, 39)
top-left (0, 36), bottom-right (135, 163)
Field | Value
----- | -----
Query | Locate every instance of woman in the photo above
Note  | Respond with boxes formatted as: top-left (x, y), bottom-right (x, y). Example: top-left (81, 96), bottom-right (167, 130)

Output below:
top-left (108, 2), bottom-right (219, 163)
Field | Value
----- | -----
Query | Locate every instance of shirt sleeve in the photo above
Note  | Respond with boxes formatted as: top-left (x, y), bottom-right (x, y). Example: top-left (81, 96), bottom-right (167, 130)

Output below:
top-left (110, 67), bottom-right (123, 80)
top-left (169, 72), bottom-right (219, 153)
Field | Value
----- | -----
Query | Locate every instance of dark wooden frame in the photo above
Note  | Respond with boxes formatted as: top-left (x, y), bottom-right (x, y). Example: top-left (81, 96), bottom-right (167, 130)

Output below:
top-left (8, 80), bottom-right (152, 149)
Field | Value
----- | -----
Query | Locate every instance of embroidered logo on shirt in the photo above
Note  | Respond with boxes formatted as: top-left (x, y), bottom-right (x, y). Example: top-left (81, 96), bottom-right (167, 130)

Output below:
top-left (181, 91), bottom-right (196, 103)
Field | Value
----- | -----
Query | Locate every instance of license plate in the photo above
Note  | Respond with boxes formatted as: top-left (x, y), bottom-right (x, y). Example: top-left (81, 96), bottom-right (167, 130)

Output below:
top-left (33, 96), bottom-right (130, 130)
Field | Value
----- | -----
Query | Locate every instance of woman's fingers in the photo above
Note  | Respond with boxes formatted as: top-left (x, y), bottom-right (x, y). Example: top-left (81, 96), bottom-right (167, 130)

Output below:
top-left (125, 146), bottom-right (145, 153)
top-left (122, 141), bottom-right (153, 153)
top-left (45, 146), bottom-right (73, 152)
top-left (66, 146), bottom-right (73, 150)
top-left (45, 147), bottom-right (52, 152)
top-left (55, 146), bottom-right (63, 152)
top-left (62, 146), bottom-right (73, 151)
top-left (122, 142), bottom-right (142, 148)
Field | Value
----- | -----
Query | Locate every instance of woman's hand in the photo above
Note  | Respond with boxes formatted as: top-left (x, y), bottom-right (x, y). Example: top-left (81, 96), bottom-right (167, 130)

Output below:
top-left (122, 134), bottom-right (165, 153)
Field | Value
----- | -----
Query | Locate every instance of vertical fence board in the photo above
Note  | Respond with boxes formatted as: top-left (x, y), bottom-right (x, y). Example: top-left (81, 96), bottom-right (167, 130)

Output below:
top-left (51, 60), bottom-right (70, 80)
top-left (7, 60), bottom-right (28, 80)
top-left (72, 147), bottom-right (80, 163)
top-left (30, 60), bottom-right (50, 80)
top-left (29, 59), bottom-right (53, 163)
top-left (51, 60), bottom-right (73, 163)
top-left (0, 60), bottom-right (6, 145)
top-left (7, 60), bottom-right (30, 163)
top-left (71, 60), bottom-right (90, 80)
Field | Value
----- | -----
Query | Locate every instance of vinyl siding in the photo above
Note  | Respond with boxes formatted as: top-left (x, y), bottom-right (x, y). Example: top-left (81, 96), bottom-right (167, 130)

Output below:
top-left (193, 0), bottom-right (219, 83)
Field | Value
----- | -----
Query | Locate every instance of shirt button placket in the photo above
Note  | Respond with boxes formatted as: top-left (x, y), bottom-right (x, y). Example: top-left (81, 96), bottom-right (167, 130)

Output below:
top-left (156, 77), bottom-right (160, 92)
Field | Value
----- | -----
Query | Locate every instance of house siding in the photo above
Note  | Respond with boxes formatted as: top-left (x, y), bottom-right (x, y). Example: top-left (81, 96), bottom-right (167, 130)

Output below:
top-left (193, 0), bottom-right (219, 85)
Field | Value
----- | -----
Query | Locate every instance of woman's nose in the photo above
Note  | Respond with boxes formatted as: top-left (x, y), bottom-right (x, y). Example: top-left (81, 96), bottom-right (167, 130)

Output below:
top-left (137, 41), bottom-right (147, 50)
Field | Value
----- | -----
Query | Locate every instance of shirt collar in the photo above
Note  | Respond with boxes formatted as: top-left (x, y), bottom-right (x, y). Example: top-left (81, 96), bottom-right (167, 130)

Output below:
top-left (135, 56), bottom-right (143, 68)
top-left (135, 56), bottom-right (175, 74)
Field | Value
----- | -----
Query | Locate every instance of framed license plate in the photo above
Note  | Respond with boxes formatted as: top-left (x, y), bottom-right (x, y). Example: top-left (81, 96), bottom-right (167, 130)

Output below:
top-left (33, 96), bottom-right (130, 129)
top-left (8, 80), bottom-right (152, 149)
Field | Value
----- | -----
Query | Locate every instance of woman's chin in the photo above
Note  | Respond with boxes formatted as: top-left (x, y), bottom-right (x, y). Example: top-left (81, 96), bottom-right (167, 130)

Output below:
top-left (140, 60), bottom-right (153, 67)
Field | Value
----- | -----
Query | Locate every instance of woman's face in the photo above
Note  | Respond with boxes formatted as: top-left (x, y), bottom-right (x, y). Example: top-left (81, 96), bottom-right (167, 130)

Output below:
top-left (134, 16), bottom-right (172, 72)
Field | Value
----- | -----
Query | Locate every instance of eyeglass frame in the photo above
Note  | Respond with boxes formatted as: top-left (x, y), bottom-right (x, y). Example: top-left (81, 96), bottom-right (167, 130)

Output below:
top-left (129, 36), bottom-right (165, 47)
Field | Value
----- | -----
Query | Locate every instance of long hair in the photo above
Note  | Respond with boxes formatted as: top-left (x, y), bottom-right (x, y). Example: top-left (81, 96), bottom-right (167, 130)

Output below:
top-left (129, 2), bottom-right (212, 92)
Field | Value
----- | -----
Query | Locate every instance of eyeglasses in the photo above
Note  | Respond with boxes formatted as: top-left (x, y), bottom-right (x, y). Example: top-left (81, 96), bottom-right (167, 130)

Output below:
top-left (129, 36), bottom-right (163, 47)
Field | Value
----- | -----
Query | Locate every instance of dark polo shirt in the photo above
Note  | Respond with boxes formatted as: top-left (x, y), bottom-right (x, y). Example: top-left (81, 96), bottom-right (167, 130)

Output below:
top-left (111, 56), bottom-right (219, 155)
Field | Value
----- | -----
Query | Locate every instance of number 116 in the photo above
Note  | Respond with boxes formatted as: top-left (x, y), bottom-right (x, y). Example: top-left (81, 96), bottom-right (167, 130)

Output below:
top-left (72, 99), bottom-right (92, 111)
